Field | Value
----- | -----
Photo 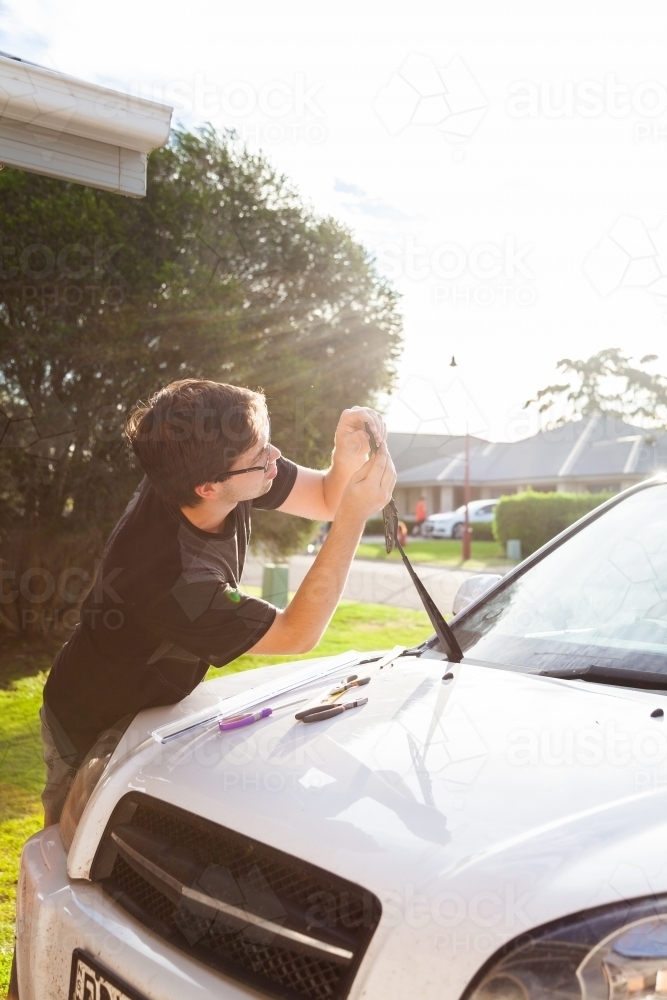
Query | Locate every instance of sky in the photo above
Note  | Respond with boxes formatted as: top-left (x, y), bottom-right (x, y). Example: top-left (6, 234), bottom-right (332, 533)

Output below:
top-left (3, 0), bottom-right (667, 440)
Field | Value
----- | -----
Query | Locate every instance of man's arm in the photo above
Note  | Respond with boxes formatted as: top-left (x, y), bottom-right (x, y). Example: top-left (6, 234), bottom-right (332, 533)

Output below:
top-left (277, 406), bottom-right (387, 521)
top-left (250, 441), bottom-right (396, 654)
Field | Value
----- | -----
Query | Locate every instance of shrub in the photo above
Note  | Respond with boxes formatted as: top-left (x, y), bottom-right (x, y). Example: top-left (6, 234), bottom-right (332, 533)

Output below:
top-left (471, 522), bottom-right (495, 541)
top-left (494, 490), bottom-right (615, 556)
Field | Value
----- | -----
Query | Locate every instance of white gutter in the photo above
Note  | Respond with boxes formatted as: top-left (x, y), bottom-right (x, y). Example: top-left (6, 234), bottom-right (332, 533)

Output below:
top-left (0, 53), bottom-right (172, 197)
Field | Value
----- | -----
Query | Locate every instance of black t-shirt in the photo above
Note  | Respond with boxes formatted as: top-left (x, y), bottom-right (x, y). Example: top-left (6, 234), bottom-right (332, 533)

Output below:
top-left (43, 457), bottom-right (297, 761)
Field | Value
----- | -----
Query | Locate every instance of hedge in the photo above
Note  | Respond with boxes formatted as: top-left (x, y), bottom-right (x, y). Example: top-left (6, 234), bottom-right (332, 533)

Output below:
top-left (471, 522), bottom-right (495, 541)
top-left (493, 490), bottom-right (615, 556)
top-left (363, 515), bottom-right (417, 536)
top-left (363, 516), bottom-right (494, 540)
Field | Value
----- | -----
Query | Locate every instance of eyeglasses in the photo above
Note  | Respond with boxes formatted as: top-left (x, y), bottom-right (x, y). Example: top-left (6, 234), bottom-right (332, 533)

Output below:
top-left (214, 436), bottom-right (272, 481)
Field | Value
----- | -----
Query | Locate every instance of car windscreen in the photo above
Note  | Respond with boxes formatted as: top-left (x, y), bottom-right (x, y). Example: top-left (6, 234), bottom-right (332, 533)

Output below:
top-left (452, 484), bottom-right (667, 675)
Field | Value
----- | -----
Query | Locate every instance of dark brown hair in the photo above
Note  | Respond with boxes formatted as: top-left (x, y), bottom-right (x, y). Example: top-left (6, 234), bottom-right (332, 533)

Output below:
top-left (126, 380), bottom-right (267, 507)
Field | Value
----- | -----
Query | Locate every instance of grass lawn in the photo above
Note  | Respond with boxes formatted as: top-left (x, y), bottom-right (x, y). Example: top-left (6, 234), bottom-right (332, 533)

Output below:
top-left (356, 538), bottom-right (512, 570)
top-left (0, 600), bottom-right (429, 994)
top-left (0, 639), bottom-right (57, 999)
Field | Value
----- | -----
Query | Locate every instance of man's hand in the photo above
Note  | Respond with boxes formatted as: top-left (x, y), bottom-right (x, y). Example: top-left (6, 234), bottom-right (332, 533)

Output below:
top-left (332, 406), bottom-right (387, 474)
top-left (337, 439), bottom-right (396, 525)
top-left (275, 405), bottom-right (389, 522)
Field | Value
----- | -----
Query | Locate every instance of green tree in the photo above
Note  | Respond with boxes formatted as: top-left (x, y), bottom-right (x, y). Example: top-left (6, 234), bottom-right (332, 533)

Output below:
top-left (0, 128), bottom-right (401, 634)
top-left (524, 348), bottom-right (667, 427)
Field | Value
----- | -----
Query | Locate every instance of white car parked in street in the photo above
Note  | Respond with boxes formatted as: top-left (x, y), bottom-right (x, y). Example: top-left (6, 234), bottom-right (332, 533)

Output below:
top-left (421, 499), bottom-right (498, 539)
top-left (15, 478), bottom-right (667, 1000)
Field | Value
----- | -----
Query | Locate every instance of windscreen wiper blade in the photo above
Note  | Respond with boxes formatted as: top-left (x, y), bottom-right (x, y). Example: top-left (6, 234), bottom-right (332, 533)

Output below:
top-left (394, 536), bottom-right (463, 662)
top-left (540, 664), bottom-right (667, 690)
top-left (364, 423), bottom-right (463, 663)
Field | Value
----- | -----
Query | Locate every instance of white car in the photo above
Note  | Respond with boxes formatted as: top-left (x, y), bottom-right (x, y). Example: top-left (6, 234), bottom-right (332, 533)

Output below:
top-left (421, 499), bottom-right (498, 539)
top-left (15, 477), bottom-right (667, 1000)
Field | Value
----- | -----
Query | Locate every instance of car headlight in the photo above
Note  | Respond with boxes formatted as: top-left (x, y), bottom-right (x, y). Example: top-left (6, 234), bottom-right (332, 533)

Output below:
top-left (59, 722), bottom-right (129, 850)
top-left (468, 897), bottom-right (667, 1000)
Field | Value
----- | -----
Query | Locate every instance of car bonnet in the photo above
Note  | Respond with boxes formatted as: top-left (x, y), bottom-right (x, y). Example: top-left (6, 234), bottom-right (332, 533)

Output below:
top-left (67, 655), bottom-right (667, 997)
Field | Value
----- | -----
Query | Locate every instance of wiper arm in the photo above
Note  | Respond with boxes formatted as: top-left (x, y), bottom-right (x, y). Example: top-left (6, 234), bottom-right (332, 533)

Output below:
top-left (364, 422), bottom-right (463, 663)
top-left (540, 664), bottom-right (667, 690)
top-left (394, 536), bottom-right (463, 662)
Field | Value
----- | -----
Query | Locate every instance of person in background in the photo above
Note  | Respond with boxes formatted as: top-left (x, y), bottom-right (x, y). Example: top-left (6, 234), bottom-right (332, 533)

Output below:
top-left (415, 495), bottom-right (428, 535)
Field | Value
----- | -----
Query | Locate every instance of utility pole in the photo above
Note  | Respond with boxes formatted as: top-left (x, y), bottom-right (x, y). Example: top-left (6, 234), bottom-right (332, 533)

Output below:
top-left (463, 424), bottom-right (471, 561)
top-left (450, 355), bottom-right (472, 562)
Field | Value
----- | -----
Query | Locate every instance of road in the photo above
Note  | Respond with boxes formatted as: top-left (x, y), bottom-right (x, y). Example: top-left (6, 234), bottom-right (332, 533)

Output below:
top-left (242, 554), bottom-right (501, 614)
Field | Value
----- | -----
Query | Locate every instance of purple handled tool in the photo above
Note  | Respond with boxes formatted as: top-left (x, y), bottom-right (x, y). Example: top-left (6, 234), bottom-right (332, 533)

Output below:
top-left (218, 697), bottom-right (307, 732)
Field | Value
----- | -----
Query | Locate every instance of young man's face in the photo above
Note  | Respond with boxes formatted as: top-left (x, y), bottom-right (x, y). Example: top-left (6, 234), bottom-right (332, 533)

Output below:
top-left (216, 422), bottom-right (281, 504)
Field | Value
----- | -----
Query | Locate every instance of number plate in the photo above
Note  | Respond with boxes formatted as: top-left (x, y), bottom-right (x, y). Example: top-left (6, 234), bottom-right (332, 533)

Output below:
top-left (69, 949), bottom-right (148, 1000)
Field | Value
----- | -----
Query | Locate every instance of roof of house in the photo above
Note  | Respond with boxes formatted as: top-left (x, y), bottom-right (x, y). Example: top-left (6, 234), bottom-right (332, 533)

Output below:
top-left (387, 431), bottom-right (485, 474)
top-left (396, 414), bottom-right (667, 487)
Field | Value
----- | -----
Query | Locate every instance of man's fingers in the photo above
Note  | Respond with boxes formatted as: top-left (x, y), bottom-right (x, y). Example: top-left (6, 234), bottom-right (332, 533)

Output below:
top-left (355, 440), bottom-right (387, 483)
top-left (368, 443), bottom-right (391, 492)
top-left (352, 444), bottom-right (382, 481)
top-left (349, 405), bottom-right (386, 446)
top-left (366, 408), bottom-right (385, 444)
top-left (378, 447), bottom-right (396, 488)
top-left (380, 465), bottom-right (396, 498)
top-left (372, 439), bottom-right (389, 472)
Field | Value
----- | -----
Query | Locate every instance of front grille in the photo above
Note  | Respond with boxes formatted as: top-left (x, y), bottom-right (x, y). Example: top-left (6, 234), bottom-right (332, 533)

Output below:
top-left (91, 793), bottom-right (381, 1000)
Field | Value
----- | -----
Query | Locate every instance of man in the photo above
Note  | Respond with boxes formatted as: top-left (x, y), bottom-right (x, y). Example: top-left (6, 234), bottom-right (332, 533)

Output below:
top-left (415, 495), bottom-right (428, 534)
top-left (41, 379), bottom-right (396, 825)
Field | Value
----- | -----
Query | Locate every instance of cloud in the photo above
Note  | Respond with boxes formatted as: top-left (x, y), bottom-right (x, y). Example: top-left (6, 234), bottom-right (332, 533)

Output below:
top-left (343, 200), bottom-right (409, 221)
top-left (334, 178), bottom-right (409, 222)
top-left (334, 178), bottom-right (366, 197)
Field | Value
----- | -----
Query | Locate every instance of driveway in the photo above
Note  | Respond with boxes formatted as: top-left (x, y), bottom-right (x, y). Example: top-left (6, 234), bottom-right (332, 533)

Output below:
top-left (242, 554), bottom-right (501, 614)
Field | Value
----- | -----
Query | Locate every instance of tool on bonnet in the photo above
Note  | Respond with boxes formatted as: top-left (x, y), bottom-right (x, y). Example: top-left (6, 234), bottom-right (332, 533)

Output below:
top-left (365, 423), bottom-right (463, 663)
top-left (153, 652), bottom-right (364, 744)
top-left (218, 697), bottom-right (308, 732)
top-left (295, 697), bottom-right (368, 724)
top-left (326, 676), bottom-right (371, 698)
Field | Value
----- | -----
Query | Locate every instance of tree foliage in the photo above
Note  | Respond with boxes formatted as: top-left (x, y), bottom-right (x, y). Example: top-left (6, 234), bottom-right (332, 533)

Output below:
top-left (524, 348), bottom-right (667, 427)
top-left (0, 128), bottom-right (402, 633)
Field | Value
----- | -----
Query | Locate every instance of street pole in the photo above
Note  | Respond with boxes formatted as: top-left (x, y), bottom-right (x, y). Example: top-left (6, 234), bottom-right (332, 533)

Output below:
top-left (462, 424), bottom-right (471, 561)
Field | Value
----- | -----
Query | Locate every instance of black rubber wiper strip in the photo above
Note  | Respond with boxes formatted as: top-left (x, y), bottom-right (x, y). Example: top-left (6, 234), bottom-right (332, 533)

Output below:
top-left (540, 664), bottom-right (667, 690)
top-left (394, 538), bottom-right (463, 663)
top-left (364, 422), bottom-right (463, 663)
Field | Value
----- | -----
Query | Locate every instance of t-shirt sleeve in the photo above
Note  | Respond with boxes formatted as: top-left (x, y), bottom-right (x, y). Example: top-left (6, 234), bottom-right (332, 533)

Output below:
top-left (251, 456), bottom-right (298, 510)
top-left (134, 585), bottom-right (277, 668)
